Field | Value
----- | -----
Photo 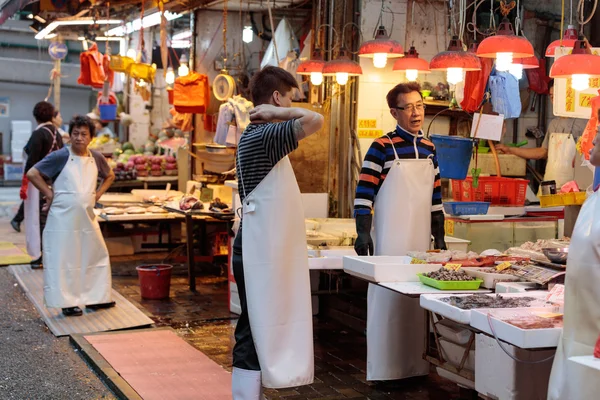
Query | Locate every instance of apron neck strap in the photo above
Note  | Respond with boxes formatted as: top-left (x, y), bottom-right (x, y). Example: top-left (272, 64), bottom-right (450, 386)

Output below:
top-left (385, 135), bottom-right (400, 160)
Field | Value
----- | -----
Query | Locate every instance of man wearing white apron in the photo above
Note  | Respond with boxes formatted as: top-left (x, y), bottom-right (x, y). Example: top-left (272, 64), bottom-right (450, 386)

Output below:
top-left (547, 127), bottom-right (600, 400)
top-left (22, 101), bottom-right (64, 268)
top-left (232, 66), bottom-right (324, 399)
top-left (354, 82), bottom-right (446, 381)
top-left (27, 115), bottom-right (115, 317)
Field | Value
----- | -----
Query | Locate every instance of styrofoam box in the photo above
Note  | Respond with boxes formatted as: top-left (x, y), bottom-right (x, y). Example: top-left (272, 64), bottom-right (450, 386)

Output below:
top-left (308, 248), bottom-right (357, 270)
top-left (463, 268), bottom-right (523, 289)
top-left (439, 338), bottom-right (475, 371)
top-left (470, 307), bottom-right (562, 349)
top-left (566, 356), bottom-right (600, 400)
top-left (475, 333), bottom-right (555, 400)
top-left (420, 292), bottom-right (551, 325)
top-left (436, 318), bottom-right (472, 345)
top-left (436, 367), bottom-right (475, 390)
top-left (495, 281), bottom-right (540, 293)
top-left (444, 236), bottom-right (470, 253)
top-left (343, 256), bottom-right (442, 283)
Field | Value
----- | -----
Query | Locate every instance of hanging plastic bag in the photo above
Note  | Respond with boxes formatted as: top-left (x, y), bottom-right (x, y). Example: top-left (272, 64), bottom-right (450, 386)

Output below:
top-left (260, 18), bottom-right (299, 69)
top-left (129, 62), bottom-right (156, 83)
top-left (109, 55), bottom-right (134, 73)
top-left (489, 71), bottom-right (521, 119)
top-left (460, 59), bottom-right (493, 113)
top-left (579, 90), bottom-right (600, 161)
top-left (173, 72), bottom-right (210, 114)
top-left (526, 57), bottom-right (549, 94)
top-left (78, 43), bottom-right (106, 89)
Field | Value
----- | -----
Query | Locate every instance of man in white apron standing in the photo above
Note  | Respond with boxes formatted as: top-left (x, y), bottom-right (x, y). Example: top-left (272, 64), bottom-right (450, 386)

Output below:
top-left (27, 115), bottom-right (115, 317)
top-left (22, 101), bottom-right (64, 268)
top-left (354, 82), bottom-right (446, 381)
top-left (232, 66), bottom-right (324, 399)
top-left (547, 126), bottom-right (600, 400)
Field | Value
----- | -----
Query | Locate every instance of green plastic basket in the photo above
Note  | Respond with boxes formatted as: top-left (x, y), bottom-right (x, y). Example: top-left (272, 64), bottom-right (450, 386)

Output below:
top-left (417, 273), bottom-right (483, 290)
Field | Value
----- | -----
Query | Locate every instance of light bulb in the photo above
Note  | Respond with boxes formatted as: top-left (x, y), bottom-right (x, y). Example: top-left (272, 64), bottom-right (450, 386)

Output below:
top-left (446, 68), bottom-right (464, 85)
top-left (178, 63), bottom-right (189, 77)
top-left (310, 72), bottom-right (323, 85)
top-left (496, 52), bottom-right (513, 71)
top-left (405, 69), bottom-right (419, 81)
top-left (373, 53), bottom-right (388, 68)
top-left (126, 49), bottom-right (136, 59)
top-left (242, 26), bottom-right (253, 44)
top-left (138, 80), bottom-right (147, 87)
top-left (509, 63), bottom-right (523, 80)
top-left (335, 72), bottom-right (349, 85)
top-left (165, 67), bottom-right (175, 85)
top-left (572, 74), bottom-right (590, 91)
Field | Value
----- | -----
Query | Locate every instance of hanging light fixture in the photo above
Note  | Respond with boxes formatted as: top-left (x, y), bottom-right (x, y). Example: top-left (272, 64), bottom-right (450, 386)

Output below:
top-left (358, 25), bottom-right (404, 69)
top-left (242, 26), bottom-right (253, 43)
top-left (392, 46), bottom-right (430, 81)
top-left (550, 36), bottom-right (600, 91)
top-left (546, 25), bottom-right (579, 57)
top-left (322, 48), bottom-right (363, 85)
top-left (430, 36), bottom-right (481, 85)
top-left (476, 18), bottom-right (535, 71)
top-left (165, 67), bottom-right (175, 85)
top-left (297, 49), bottom-right (326, 86)
top-left (178, 53), bottom-right (189, 76)
top-left (509, 56), bottom-right (539, 79)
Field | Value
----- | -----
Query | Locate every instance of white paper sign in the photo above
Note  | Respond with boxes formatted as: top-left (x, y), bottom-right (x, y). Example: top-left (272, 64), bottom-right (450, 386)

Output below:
top-left (553, 47), bottom-right (600, 119)
top-left (470, 113), bottom-right (505, 141)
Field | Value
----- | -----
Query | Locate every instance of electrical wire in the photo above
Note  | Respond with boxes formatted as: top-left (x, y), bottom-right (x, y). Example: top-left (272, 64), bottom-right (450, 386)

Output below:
top-left (577, 0), bottom-right (598, 26)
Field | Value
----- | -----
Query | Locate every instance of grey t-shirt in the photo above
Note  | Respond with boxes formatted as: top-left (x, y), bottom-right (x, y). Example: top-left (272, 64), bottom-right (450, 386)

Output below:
top-left (34, 147), bottom-right (111, 183)
top-left (541, 117), bottom-right (587, 149)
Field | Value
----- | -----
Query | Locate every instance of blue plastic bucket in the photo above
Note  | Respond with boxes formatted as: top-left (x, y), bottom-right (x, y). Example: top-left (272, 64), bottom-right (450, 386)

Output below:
top-left (430, 134), bottom-right (474, 180)
top-left (98, 104), bottom-right (117, 121)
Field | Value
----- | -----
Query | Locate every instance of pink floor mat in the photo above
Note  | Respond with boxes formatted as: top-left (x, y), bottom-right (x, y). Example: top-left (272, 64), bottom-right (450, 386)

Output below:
top-left (85, 329), bottom-right (232, 400)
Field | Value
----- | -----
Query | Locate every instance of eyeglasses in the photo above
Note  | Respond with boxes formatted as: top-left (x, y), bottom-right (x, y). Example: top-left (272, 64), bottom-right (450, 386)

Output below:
top-left (392, 103), bottom-right (426, 113)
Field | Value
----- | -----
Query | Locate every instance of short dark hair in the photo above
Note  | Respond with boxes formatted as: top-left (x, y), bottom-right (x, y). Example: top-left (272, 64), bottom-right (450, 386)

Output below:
top-left (386, 82), bottom-right (423, 109)
top-left (69, 115), bottom-right (96, 137)
top-left (53, 110), bottom-right (60, 118)
top-left (249, 66), bottom-right (299, 106)
top-left (33, 101), bottom-right (55, 123)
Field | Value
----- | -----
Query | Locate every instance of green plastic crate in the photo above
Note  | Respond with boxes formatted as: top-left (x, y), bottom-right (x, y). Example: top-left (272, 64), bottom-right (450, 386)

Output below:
top-left (417, 273), bottom-right (483, 290)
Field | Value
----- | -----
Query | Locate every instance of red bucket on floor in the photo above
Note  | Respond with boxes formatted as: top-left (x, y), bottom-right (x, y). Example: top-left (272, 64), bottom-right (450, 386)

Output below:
top-left (136, 264), bottom-right (173, 299)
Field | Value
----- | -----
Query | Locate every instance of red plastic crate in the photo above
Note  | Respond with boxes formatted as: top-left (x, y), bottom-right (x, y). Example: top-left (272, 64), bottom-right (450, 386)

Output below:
top-left (451, 177), bottom-right (529, 206)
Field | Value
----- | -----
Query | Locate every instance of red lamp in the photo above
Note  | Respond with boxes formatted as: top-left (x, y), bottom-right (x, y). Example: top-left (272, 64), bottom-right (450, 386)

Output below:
top-left (545, 25), bottom-right (579, 58)
top-left (509, 55), bottom-right (539, 79)
top-left (322, 48), bottom-right (363, 85)
top-left (550, 36), bottom-right (600, 91)
top-left (296, 49), bottom-right (326, 86)
top-left (392, 46), bottom-right (430, 81)
top-left (358, 26), bottom-right (403, 69)
top-left (477, 18), bottom-right (535, 71)
top-left (430, 36), bottom-right (481, 84)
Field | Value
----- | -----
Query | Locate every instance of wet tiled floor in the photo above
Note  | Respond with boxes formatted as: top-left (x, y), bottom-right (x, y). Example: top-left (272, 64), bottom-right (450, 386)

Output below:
top-left (113, 271), bottom-right (467, 400)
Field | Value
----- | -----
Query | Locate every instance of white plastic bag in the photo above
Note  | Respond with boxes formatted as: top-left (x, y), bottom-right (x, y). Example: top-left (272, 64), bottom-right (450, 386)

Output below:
top-left (489, 71), bottom-right (521, 119)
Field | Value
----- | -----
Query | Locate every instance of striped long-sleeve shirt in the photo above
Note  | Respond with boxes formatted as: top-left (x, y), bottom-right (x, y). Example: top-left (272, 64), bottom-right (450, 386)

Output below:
top-left (354, 126), bottom-right (443, 216)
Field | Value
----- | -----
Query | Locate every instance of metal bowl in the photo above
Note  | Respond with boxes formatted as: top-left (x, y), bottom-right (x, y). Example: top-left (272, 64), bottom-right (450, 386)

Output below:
top-left (542, 247), bottom-right (569, 264)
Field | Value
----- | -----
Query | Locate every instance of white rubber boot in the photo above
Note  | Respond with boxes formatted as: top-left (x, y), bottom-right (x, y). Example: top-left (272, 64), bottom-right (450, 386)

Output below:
top-left (232, 367), bottom-right (264, 400)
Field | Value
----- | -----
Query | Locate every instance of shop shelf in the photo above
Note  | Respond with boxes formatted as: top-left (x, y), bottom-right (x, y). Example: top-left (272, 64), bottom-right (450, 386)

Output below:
top-left (451, 177), bottom-right (529, 206)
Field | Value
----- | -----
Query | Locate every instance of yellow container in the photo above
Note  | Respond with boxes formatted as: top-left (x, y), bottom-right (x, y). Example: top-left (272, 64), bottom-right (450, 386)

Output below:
top-left (109, 55), bottom-right (133, 73)
top-left (574, 191), bottom-right (587, 205)
top-left (562, 192), bottom-right (577, 206)
top-left (539, 192), bottom-right (587, 208)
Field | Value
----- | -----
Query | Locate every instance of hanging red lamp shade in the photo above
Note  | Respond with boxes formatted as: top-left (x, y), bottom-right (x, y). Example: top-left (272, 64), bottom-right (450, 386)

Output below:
top-left (358, 26), bottom-right (403, 68)
top-left (545, 25), bottom-right (579, 58)
top-left (430, 36), bottom-right (481, 85)
top-left (392, 46), bottom-right (430, 81)
top-left (513, 56), bottom-right (539, 69)
top-left (550, 36), bottom-right (600, 91)
top-left (322, 48), bottom-right (362, 85)
top-left (477, 18), bottom-right (534, 71)
top-left (296, 49), bottom-right (326, 85)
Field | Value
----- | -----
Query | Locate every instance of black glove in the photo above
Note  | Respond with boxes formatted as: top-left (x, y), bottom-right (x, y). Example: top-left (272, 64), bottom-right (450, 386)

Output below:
top-left (354, 214), bottom-right (374, 256)
top-left (431, 211), bottom-right (447, 250)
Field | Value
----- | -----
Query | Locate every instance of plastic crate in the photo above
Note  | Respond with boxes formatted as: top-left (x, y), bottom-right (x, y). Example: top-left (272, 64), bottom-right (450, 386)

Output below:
top-left (451, 177), bottom-right (529, 206)
top-left (417, 273), bottom-right (483, 290)
top-left (443, 201), bottom-right (490, 216)
top-left (539, 192), bottom-right (587, 208)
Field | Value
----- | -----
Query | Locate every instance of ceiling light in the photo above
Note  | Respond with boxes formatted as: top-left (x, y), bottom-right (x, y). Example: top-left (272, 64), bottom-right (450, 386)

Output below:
top-left (296, 49), bottom-right (325, 86)
top-left (322, 48), bottom-right (363, 85)
top-left (27, 14), bottom-right (33, 20)
top-left (546, 25), bottom-right (579, 58)
top-left (430, 36), bottom-right (481, 85)
top-left (242, 26), bottom-right (253, 44)
top-left (35, 18), bottom-right (122, 40)
top-left (166, 67), bottom-right (175, 85)
top-left (178, 54), bottom-right (189, 76)
top-left (392, 46), bottom-right (431, 81)
top-left (171, 40), bottom-right (191, 49)
top-left (550, 36), bottom-right (600, 92)
top-left (105, 12), bottom-right (181, 37)
top-left (172, 30), bottom-right (192, 41)
top-left (358, 26), bottom-right (403, 69)
top-left (477, 18), bottom-right (535, 64)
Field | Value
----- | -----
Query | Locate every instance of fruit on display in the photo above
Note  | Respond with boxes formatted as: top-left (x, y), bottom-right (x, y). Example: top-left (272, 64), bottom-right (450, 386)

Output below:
top-left (110, 154), bottom-right (178, 179)
top-left (113, 158), bottom-right (137, 181)
top-left (122, 142), bottom-right (135, 151)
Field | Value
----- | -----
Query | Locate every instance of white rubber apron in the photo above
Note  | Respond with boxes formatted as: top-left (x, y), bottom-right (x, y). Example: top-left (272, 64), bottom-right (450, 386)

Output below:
top-left (24, 126), bottom-right (58, 260)
top-left (240, 156), bottom-right (314, 388)
top-left (42, 148), bottom-right (112, 308)
top-left (367, 135), bottom-right (434, 381)
top-left (548, 190), bottom-right (600, 400)
top-left (543, 133), bottom-right (576, 189)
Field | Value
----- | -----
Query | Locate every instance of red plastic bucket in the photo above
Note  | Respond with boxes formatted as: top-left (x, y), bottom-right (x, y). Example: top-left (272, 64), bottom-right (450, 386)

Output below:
top-left (136, 264), bottom-right (173, 299)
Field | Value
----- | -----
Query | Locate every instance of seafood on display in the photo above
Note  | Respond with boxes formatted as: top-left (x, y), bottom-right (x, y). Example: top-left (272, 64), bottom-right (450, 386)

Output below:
top-left (440, 294), bottom-right (540, 310)
top-left (423, 268), bottom-right (476, 281)
top-left (408, 250), bottom-right (481, 264)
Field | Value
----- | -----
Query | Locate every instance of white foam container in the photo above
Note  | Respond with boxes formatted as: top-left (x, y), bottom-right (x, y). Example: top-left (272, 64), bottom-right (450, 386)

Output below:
top-left (436, 367), bottom-right (475, 390)
top-left (566, 356), bottom-right (600, 400)
top-left (444, 236), bottom-right (471, 253)
top-left (495, 281), bottom-right (540, 293)
top-left (475, 333), bottom-right (555, 400)
top-left (463, 268), bottom-right (523, 289)
top-left (470, 307), bottom-right (562, 349)
top-left (308, 248), bottom-right (357, 270)
top-left (343, 256), bottom-right (441, 283)
top-left (435, 318), bottom-right (472, 345)
top-left (420, 292), bottom-right (551, 325)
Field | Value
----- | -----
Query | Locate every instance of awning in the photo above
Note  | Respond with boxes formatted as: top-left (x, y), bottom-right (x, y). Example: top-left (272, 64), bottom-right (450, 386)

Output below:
top-left (0, 0), bottom-right (37, 25)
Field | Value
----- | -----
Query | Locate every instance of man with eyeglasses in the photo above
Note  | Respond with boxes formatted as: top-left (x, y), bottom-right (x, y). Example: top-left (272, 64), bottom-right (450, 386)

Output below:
top-left (354, 82), bottom-right (446, 381)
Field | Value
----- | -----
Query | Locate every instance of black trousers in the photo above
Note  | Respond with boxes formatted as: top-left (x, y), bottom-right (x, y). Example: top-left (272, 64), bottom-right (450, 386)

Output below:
top-left (13, 201), bottom-right (24, 223)
top-left (232, 232), bottom-right (261, 371)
